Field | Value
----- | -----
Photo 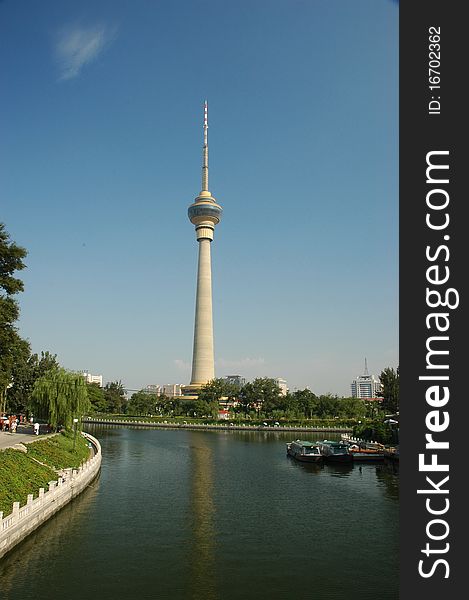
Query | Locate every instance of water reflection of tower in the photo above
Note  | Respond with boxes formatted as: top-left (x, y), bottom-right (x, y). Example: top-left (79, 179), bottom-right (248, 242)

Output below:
top-left (183, 102), bottom-right (223, 396)
top-left (189, 433), bottom-right (216, 600)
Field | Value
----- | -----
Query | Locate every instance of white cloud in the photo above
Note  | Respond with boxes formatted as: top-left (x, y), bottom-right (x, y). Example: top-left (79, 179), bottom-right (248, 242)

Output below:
top-left (55, 23), bottom-right (117, 81)
top-left (174, 359), bottom-right (191, 372)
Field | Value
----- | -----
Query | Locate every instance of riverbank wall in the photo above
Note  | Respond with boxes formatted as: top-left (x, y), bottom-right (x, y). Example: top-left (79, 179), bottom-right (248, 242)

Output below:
top-left (83, 417), bottom-right (353, 433)
top-left (0, 432), bottom-right (101, 560)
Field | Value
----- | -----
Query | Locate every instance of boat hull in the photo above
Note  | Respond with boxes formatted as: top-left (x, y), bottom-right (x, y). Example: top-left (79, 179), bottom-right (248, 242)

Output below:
top-left (323, 453), bottom-right (353, 463)
top-left (349, 451), bottom-right (384, 462)
top-left (287, 448), bottom-right (323, 463)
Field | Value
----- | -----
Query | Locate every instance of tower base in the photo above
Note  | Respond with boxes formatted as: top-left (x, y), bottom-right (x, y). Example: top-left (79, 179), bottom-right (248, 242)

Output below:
top-left (181, 384), bottom-right (206, 398)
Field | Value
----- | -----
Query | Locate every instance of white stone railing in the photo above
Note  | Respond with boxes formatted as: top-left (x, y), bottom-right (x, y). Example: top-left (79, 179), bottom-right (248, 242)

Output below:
top-left (0, 432), bottom-right (101, 560)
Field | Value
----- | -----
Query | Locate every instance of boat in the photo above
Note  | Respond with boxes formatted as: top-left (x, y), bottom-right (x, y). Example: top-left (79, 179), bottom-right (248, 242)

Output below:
top-left (348, 443), bottom-right (385, 462)
top-left (286, 440), bottom-right (323, 463)
top-left (316, 440), bottom-right (353, 463)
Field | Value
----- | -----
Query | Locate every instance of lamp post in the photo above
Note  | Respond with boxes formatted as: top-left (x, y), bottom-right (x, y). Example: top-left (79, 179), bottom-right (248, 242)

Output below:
top-left (73, 418), bottom-right (79, 451)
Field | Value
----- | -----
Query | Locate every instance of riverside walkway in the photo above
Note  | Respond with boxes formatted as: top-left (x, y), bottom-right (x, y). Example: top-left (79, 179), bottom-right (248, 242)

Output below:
top-left (0, 427), bottom-right (55, 450)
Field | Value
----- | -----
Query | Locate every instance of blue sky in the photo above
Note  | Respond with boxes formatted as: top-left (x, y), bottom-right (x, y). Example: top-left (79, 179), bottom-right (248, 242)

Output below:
top-left (1, 0), bottom-right (398, 396)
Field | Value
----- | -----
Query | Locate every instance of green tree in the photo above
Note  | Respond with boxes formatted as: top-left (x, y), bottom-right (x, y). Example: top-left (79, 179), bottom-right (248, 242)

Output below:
top-left (291, 389), bottom-right (318, 418)
top-left (315, 394), bottom-right (340, 418)
top-left (275, 392), bottom-right (292, 416)
top-left (186, 397), bottom-right (217, 418)
top-left (86, 382), bottom-right (107, 413)
top-left (30, 368), bottom-right (90, 430)
top-left (379, 367), bottom-right (399, 413)
top-left (0, 223), bottom-right (28, 413)
top-left (155, 393), bottom-right (171, 415)
top-left (127, 391), bottom-right (157, 416)
top-left (338, 397), bottom-right (367, 419)
top-left (238, 381), bottom-right (256, 415)
top-left (194, 398), bottom-right (210, 416)
top-left (103, 380), bottom-right (127, 413)
top-left (353, 420), bottom-right (396, 445)
top-left (198, 378), bottom-right (239, 403)
top-left (239, 378), bottom-right (282, 416)
top-left (7, 350), bottom-right (60, 414)
top-left (1, 335), bottom-right (30, 414)
top-left (169, 397), bottom-right (184, 416)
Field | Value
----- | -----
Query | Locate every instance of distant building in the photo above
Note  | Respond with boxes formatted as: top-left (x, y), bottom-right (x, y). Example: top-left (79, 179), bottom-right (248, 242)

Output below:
top-left (275, 378), bottom-right (288, 396)
top-left (162, 384), bottom-right (184, 397)
top-left (143, 385), bottom-right (162, 395)
top-left (351, 360), bottom-right (382, 399)
top-left (82, 371), bottom-right (103, 387)
top-left (223, 375), bottom-right (246, 388)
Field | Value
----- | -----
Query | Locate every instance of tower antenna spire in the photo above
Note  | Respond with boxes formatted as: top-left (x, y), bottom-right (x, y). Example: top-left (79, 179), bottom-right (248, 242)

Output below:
top-left (364, 357), bottom-right (369, 376)
top-left (202, 100), bottom-right (209, 192)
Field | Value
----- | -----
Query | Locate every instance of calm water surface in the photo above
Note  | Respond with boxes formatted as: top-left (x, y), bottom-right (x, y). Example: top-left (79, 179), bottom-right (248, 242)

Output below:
top-left (0, 426), bottom-right (398, 600)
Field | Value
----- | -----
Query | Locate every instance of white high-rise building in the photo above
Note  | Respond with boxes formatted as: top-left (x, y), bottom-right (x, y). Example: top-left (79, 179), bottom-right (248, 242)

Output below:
top-left (351, 360), bottom-right (382, 399)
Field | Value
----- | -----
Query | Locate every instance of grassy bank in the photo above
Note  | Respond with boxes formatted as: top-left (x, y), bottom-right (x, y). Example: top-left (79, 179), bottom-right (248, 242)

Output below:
top-left (27, 430), bottom-right (90, 469)
top-left (0, 431), bottom-right (91, 517)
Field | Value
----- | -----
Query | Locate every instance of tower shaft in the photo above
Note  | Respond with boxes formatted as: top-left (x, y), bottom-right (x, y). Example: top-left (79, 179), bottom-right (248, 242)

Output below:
top-left (190, 238), bottom-right (214, 384)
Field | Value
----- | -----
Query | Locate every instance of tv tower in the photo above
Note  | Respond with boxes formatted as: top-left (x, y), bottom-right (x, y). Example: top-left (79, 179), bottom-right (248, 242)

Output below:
top-left (185, 101), bottom-right (222, 393)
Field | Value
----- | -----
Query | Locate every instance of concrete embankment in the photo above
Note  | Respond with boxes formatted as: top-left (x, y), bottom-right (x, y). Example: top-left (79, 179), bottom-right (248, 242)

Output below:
top-left (83, 417), bottom-right (353, 433)
top-left (0, 432), bottom-right (101, 560)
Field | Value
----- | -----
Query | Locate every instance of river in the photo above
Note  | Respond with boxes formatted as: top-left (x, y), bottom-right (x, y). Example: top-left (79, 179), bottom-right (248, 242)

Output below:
top-left (0, 426), bottom-right (399, 599)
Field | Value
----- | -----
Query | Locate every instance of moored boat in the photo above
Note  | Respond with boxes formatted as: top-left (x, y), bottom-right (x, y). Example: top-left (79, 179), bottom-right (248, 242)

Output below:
top-left (316, 440), bottom-right (353, 463)
top-left (286, 440), bottom-right (323, 463)
top-left (348, 444), bottom-right (385, 462)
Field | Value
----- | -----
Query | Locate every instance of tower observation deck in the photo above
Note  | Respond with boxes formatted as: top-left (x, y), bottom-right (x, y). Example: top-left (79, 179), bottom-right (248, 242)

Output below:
top-left (184, 102), bottom-right (222, 393)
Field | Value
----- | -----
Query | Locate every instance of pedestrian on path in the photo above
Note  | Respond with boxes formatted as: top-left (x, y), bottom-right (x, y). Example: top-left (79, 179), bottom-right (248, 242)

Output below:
top-left (10, 420), bottom-right (17, 434)
top-left (34, 422), bottom-right (40, 435)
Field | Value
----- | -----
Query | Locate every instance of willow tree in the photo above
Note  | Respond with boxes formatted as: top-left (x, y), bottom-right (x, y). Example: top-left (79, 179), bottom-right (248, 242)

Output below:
top-left (31, 368), bottom-right (90, 430)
